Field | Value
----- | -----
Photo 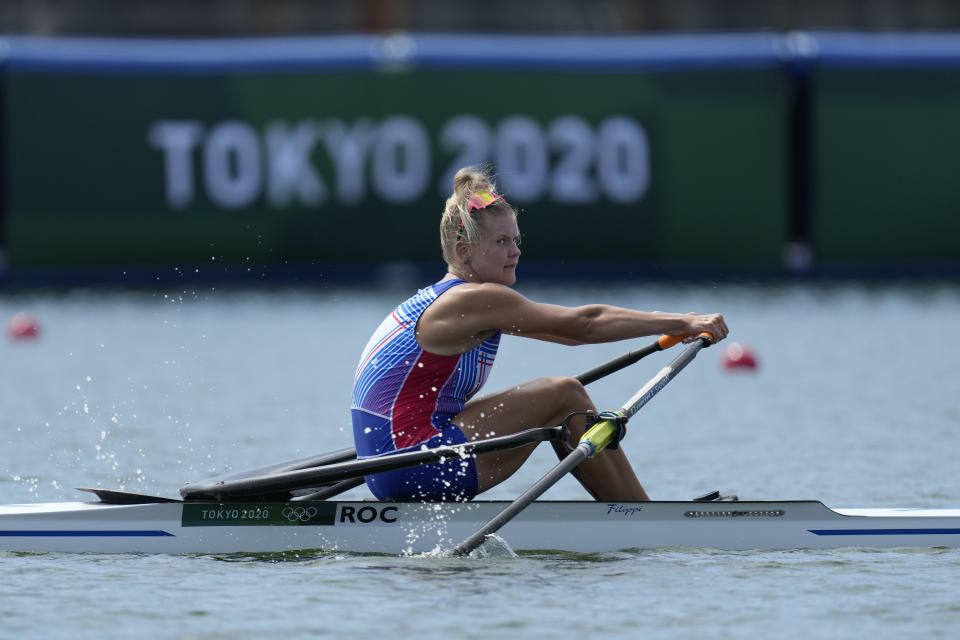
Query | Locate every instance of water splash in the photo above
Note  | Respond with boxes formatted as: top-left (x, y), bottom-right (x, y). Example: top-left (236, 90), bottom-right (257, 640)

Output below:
top-left (469, 534), bottom-right (517, 559)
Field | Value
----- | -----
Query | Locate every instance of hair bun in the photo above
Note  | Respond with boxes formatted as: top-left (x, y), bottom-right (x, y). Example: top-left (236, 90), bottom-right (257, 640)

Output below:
top-left (452, 167), bottom-right (493, 200)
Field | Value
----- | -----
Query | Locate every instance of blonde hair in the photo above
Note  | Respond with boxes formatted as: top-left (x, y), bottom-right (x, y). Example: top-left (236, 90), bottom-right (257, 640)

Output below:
top-left (440, 166), bottom-right (516, 265)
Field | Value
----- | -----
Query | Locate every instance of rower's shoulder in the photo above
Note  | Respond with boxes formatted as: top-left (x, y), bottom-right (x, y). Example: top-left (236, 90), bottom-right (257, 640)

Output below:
top-left (439, 282), bottom-right (526, 305)
top-left (421, 283), bottom-right (528, 328)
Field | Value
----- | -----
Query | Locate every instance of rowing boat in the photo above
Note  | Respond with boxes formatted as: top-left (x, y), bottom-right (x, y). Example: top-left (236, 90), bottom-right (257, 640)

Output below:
top-left (2, 497), bottom-right (959, 554)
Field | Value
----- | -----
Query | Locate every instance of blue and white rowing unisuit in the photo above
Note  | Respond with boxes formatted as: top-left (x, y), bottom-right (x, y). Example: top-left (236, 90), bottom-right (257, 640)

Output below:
top-left (351, 278), bottom-right (501, 501)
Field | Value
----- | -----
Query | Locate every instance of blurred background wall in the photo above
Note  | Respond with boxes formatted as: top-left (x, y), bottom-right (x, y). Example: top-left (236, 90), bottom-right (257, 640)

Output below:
top-left (4, 0), bottom-right (960, 34)
top-left (1, 1), bottom-right (959, 286)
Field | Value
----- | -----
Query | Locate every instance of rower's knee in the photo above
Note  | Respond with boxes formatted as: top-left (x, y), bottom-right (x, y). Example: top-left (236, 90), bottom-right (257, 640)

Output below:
top-left (544, 376), bottom-right (593, 411)
top-left (541, 377), bottom-right (596, 445)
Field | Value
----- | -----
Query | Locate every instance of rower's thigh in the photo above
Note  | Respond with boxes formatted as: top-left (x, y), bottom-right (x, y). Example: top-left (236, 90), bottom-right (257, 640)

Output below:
top-left (454, 376), bottom-right (592, 438)
top-left (452, 376), bottom-right (594, 493)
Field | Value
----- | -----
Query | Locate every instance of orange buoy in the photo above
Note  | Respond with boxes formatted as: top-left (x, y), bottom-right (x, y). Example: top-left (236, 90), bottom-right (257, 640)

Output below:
top-left (7, 312), bottom-right (40, 340)
top-left (723, 342), bottom-right (757, 371)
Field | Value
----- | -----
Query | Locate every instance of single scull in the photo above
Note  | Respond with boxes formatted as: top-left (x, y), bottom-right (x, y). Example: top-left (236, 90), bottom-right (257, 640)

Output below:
top-left (2, 498), bottom-right (959, 554)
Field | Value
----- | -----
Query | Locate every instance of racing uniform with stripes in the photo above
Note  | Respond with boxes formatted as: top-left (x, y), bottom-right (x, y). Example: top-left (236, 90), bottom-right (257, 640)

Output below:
top-left (351, 278), bottom-right (500, 500)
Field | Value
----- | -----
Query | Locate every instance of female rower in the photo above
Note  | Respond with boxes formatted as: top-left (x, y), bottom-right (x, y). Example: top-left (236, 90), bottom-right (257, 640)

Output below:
top-left (351, 166), bottom-right (728, 502)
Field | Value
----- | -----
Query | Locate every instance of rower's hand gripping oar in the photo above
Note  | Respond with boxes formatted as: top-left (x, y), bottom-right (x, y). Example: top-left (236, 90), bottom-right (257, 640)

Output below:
top-left (449, 333), bottom-right (714, 557)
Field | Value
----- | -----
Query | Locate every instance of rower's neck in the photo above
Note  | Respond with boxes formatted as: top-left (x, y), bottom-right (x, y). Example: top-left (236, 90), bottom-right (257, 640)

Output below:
top-left (444, 268), bottom-right (478, 283)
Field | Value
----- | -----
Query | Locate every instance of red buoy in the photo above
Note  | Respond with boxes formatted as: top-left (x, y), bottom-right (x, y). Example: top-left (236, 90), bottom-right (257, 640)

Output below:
top-left (723, 342), bottom-right (757, 371)
top-left (7, 312), bottom-right (40, 340)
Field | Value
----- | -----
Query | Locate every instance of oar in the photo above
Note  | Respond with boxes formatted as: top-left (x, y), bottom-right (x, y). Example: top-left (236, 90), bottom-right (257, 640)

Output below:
top-left (575, 334), bottom-right (683, 385)
top-left (292, 477), bottom-right (366, 502)
top-left (449, 333), bottom-right (714, 557)
top-left (180, 334), bottom-right (686, 501)
top-left (181, 426), bottom-right (566, 501)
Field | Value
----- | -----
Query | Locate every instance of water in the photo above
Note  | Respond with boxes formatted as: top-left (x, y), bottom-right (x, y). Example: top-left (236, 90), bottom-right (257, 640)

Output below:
top-left (2, 282), bottom-right (959, 638)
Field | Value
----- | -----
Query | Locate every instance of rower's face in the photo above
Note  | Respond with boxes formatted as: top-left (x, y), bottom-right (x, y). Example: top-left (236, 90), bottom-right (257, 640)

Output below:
top-left (467, 213), bottom-right (522, 285)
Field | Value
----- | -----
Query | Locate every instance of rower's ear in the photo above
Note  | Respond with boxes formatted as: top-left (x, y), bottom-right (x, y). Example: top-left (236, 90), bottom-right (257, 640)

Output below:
top-left (454, 239), bottom-right (472, 265)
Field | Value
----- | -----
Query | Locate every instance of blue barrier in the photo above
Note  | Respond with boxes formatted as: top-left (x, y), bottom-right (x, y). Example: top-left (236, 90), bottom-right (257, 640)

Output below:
top-left (0, 32), bottom-right (789, 74)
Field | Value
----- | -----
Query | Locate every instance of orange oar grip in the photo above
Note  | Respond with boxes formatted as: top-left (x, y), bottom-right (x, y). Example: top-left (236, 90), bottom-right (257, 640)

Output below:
top-left (657, 334), bottom-right (685, 349)
top-left (697, 332), bottom-right (715, 344)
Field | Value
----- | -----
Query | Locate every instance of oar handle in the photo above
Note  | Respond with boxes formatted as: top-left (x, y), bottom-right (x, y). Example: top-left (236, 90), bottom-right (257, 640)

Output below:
top-left (657, 331), bottom-right (713, 349)
top-left (658, 334), bottom-right (684, 349)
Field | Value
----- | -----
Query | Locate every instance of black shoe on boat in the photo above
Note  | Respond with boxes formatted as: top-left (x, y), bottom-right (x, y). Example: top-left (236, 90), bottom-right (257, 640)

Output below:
top-left (693, 490), bottom-right (740, 502)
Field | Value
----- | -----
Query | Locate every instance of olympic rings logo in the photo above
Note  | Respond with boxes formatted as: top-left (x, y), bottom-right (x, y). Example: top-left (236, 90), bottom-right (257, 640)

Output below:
top-left (282, 506), bottom-right (319, 522)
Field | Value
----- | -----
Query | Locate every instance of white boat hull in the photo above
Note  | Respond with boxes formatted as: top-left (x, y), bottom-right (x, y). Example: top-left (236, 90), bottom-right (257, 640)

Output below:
top-left (2, 500), bottom-right (960, 554)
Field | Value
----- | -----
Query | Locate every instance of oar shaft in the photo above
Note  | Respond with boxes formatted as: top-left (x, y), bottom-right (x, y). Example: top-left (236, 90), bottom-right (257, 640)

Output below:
top-left (575, 335), bottom-right (681, 386)
top-left (181, 426), bottom-right (564, 501)
top-left (291, 477), bottom-right (366, 502)
top-left (620, 336), bottom-right (709, 420)
top-left (450, 442), bottom-right (592, 557)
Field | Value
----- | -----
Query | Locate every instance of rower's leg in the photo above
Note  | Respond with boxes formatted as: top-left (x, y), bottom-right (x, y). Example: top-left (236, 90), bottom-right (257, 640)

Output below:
top-left (549, 378), bottom-right (650, 502)
top-left (454, 376), bottom-right (649, 501)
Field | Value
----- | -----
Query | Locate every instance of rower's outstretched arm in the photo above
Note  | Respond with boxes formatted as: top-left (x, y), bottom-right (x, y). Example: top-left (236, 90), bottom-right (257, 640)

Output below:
top-left (419, 282), bottom-right (728, 352)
